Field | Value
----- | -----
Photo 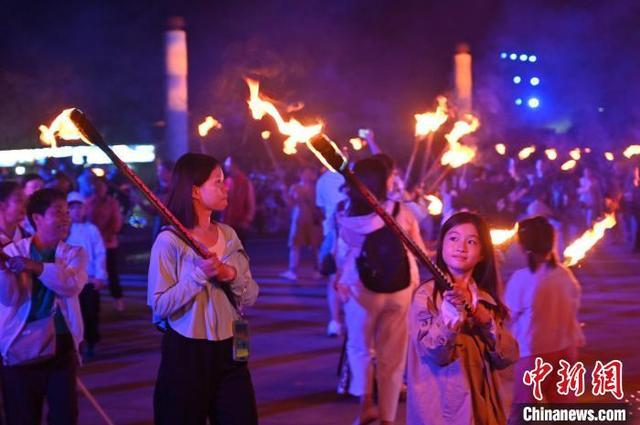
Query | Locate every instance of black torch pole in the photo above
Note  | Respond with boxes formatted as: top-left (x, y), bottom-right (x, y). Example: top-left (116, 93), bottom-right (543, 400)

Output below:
top-left (308, 134), bottom-right (454, 291)
top-left (69, 109), bottom-right (210, 259)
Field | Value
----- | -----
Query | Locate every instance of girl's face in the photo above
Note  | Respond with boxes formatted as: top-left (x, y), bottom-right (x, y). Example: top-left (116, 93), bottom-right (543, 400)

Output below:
top-left (193, 166), bottom-right (228, 211)
top-left (442, 222), bottom-right (483, 276)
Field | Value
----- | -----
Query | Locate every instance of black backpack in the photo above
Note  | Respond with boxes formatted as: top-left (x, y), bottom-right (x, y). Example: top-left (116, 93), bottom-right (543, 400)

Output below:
top-left (356, 202), bottom-right (410, 293)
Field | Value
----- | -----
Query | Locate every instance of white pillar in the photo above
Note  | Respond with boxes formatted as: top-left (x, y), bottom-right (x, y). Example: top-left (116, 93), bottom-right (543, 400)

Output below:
top-left (165, 17), bottom-right (189, 158)
top-left (454, 43), bottom-right (473, 114)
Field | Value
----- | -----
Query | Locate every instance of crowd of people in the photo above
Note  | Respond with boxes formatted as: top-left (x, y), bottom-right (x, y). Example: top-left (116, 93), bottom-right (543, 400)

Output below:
top-left (0, 142), bottom-right (633, 424)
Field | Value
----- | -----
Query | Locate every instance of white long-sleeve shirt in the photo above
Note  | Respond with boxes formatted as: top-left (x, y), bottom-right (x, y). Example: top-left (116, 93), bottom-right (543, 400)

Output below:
top-left (66, 221), bottom-right (107, 282)
top-left (147, 223), bottom-right (259, 341)
top-left (505, 264), bottom-right (585, 357)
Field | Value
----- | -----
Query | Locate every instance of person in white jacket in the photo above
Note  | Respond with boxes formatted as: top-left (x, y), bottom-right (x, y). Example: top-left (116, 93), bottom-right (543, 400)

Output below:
top-left (505, 216), bottom-right (585, 423)
top-left (335, 156), bottom-right (425, 425)
top-left (0, 188), bottom-right (87, 425)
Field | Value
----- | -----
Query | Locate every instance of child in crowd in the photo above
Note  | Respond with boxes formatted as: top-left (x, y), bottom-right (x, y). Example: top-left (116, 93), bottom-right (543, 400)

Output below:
top-left (280, 167), bottom-right (322, 280)
top-left (505, 216), bottom-right (584, 423)
top-left (66, 191), bottom-right (108, 359)
top-left (407, 211), bottom-right (518, 425)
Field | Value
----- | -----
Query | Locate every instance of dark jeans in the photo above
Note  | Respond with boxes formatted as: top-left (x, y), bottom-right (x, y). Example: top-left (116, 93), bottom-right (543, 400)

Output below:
top-left (154, 328), bottom-right (258, 425)
top-left (106, 247), bottom-right (122, 299)
top-left (0, 333), bottom-right (78, 425)
top-left (79, 284), bottom-right (101, 347)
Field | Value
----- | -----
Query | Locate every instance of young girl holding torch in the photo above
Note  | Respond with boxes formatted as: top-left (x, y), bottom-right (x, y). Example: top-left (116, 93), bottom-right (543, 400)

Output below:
top-left (148, 153), bottom-right (259, 425)
top-left (407, 212), bottom-right (518, 425)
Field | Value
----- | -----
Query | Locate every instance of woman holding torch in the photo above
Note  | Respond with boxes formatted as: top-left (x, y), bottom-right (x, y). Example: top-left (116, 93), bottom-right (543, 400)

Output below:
top-left (148, 153), bottom-right (259, 425)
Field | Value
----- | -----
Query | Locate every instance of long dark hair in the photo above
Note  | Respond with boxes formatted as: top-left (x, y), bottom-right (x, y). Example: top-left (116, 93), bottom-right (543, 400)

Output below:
top-left (165, 153), bottom-right (221, 229)
top-left (517, 216), bottom-right (557, 273)
top-left (346, 157), bottom-right (388, 216)
top-left (435, 211), bottom-right (509, 320)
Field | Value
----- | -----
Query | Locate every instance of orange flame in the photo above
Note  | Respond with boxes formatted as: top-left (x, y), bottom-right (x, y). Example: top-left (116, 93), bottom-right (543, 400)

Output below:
top-left (425, 194), bottom-right (443, 216)
top-left (38, 108), bottom-right (90, 148)
top-left (545, 148), bottom-right (558, 161)
top-left (563, 214), bottom-right (616, 266)
top-left (518, 145), bottom-right (536, 160)
top-left (623, 145), bottom-right (640, 159)
top-left (261, 130), bottom-right (271, 140)
top-left (495, 143), bottom-right (506, 155)
top-left (604, 152), bottom-right (614, 161)
top-left (490, 223), bottom-right (518, 246)
top-left (440, 114), bottom-right (479, 168)
top-left (198, 116), bottom-right (222, 137)
top-left (569, 148), bottom-right (581, 161)
top-left (245, 78), bottom-right (323, 155)
top-left (561, 159), bottom-right (577, 171)
top-left (349, 137), bottom-right (364, 151)
top-left (414, 96), bottom-right (448, 138)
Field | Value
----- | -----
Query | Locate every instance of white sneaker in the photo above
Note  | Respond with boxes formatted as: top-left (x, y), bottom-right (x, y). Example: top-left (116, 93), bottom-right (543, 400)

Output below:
top-left (327, 320), bottom-right (344, 337)
top-left (279, 270), bottom-right (298, 280)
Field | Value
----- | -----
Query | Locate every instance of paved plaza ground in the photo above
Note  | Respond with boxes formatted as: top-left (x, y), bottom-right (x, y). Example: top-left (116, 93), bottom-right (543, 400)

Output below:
top-left (75, 237), bottom-right (640, 424)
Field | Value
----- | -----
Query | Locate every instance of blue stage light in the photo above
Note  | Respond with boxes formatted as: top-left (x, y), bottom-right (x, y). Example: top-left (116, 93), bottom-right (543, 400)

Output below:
top-left (515, 98), bottom-right (523, 106)
top-left (530, 77), bottom-right (540, 86)
top-left (513, 76), bottom-right (522, 84)
top-left (529, 55), bottom-right (537, 62)
top-left (510, 53), bottom-right (517, 60)
top-left (519, 54), bottom-right (528, 61)
top-left (500, 52), bottom-right (508, 59)
top-left (528, 97), bottom-right (540, 108)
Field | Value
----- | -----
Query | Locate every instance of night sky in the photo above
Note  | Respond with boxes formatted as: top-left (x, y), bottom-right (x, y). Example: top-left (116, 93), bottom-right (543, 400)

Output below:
top-left (2, 0), bottom-right (639, 162)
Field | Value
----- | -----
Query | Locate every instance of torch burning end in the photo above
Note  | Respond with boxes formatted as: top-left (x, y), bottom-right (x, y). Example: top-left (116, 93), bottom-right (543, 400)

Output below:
top-left (68, 109), bottom-right (108, 150)
top-left (308, 134), bottom-right (348, 173)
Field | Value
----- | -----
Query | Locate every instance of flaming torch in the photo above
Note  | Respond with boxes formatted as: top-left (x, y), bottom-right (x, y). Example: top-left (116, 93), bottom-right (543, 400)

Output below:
top-left (424, 194), bottom-right (443, 216)
top-left (604, 152), bottom-right (614, 161)
top-left (406, 96), bottom-right (448, 184)
top-left (518, 145), bottom-right (536, 160)
top-left (563, 214), bottom-right (616, 267)
top-left (490, 223), bottom-right (518, 246)
top-left (495, 143), bottom-right (506, 156)
top-left (623, 145), bottom-right (640, 159)
top-left (349, 137), bottom-right (365, 152)
top-left (545, 148), bottom-right (558, 161)
top-left (39, 108), bottom-right (90, 148)
top-left (245, 78), bottom-right (322, 156)
top-left (51, 109), bottom-right (212, 259)
top-left (422, 114), bottom-right (479, 194)
top-left (569, 148), bottom-right (581, 161)
top-left (561, 159), bottom-right (577, 171)
top-left (197, 116), bottom-right (222, 137)
top-left (243, 80), bottom-right (462, 299)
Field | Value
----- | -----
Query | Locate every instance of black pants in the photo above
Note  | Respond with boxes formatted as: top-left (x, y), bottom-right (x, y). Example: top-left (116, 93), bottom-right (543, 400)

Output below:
top-left (0, 333), bottom-right (78, 425)
top-left (106, 247), bottom-right (123, 299)
top-left (154, 328), bottom-right (258, 425)
top-left (79, 284), bottom-right (101, 347)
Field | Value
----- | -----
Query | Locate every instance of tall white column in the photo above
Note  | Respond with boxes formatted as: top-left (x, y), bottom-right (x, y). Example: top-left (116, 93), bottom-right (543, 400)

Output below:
top-left (165, 16), bottom-right (189, 158)
top-left (454, 43), bottom-right (473, 114)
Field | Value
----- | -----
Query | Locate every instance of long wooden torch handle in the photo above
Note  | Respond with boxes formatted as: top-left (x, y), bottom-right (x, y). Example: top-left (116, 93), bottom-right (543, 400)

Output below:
top-left (68, 109), bottom-right (210, 259)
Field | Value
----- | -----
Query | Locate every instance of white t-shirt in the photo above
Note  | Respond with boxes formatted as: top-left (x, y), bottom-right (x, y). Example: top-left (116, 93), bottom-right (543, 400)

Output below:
top-left (315, 170), bottom-right (346, 235)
